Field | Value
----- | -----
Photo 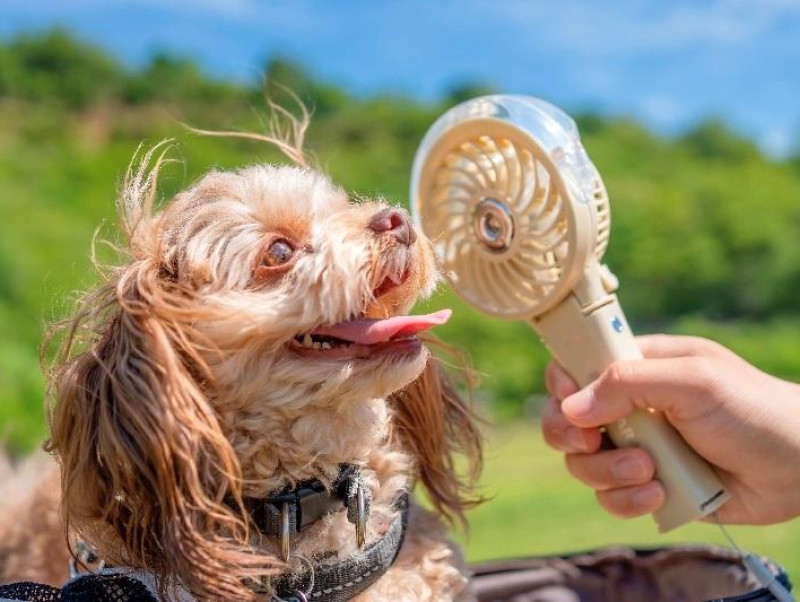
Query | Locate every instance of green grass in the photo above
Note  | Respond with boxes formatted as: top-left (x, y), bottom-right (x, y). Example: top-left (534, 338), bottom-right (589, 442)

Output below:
top-left (458, 423), bottom-right (800, 583)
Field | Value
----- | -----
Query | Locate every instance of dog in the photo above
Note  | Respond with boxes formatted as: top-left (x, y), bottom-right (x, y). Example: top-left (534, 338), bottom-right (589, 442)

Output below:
top-left (0, 117), bottom-right (483, 601)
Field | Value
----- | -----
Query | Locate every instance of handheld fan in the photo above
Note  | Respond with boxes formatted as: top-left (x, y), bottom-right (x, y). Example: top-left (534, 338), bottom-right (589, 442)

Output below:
top-left (410, 95), bottom-right (730, 532)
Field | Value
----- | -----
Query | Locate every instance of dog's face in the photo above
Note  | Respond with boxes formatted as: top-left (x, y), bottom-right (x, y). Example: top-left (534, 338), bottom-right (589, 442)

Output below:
top-left (48, 155), bottom-right (480, 602)
top-left (155, 165), bottom-right (443, 410)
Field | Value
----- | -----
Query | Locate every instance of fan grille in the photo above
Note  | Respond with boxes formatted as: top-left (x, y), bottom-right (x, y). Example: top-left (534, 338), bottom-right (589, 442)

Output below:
top-left (593, 172), bottom-right (611, 260)
top-left (419, 132), bottom-right (576, 317)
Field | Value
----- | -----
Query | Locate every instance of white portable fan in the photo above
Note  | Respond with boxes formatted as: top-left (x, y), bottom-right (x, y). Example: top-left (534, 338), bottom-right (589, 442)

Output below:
top-left (410, 95), bottom-right (730, 532)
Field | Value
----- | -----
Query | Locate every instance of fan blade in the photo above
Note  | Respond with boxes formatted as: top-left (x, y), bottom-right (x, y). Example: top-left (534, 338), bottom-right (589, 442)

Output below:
top-left (501, 140), bottom-right (523, 206)
top-left (454, 142), bottom-right (495, 188)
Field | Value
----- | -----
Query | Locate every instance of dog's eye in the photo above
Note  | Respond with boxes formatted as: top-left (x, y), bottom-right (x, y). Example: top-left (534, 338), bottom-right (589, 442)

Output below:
top-left (264, 240), bottom-right (294, 266)
top-left (252, 237), bottom-right (302, 286)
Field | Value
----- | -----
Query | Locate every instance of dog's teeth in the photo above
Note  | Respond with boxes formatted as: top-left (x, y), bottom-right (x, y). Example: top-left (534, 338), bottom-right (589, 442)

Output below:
top-left (313, 342), bottom-right (322, 349)
top-left (321, 342), bottom-right (331, 350)
top-left (302, 334), bottom-right (314, 348)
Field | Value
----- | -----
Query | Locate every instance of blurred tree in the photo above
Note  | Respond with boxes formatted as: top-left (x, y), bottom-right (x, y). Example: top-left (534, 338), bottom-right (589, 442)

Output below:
top-left (446, 81), bottom-right (496, 106)
top-left (573, 112), bottom-right (606, 136)
top-left (681, 119), bottom-right (760, 163)
top-left (263, 56), bottom-right (347, 116)
top-left (2, 29), bottom-right (123, 108)
top-left (125, 52), bottom-right (246, 105)
top-left (0, 45), bottom-right (18, 95)
top-left (125, 53), bottom-right (204, 103)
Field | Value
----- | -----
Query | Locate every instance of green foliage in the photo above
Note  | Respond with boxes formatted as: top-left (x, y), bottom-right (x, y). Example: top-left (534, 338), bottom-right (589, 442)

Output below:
top-left (263, 57), bottom-right (348, 117)
top-left (2, 31), bottom-right (800, 452)
top-left (446, 81), bottom-right (497, 105)
top-left (1, 29), bottom-right (124, 108)
top-left (681, 119), bottom-right (761, 163)
top-left (124, 53), bottom-right (245, 105)
top-left (671, 315), bottom-right (800, 381)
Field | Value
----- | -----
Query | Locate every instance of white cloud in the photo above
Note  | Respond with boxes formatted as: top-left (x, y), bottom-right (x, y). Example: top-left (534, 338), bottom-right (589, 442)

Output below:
top-left (638, 94), bottom-right (688, 129)
top-left (758, 123), bottom-right (798, 158)
top-left (464, 0), bottom-right (800, 56)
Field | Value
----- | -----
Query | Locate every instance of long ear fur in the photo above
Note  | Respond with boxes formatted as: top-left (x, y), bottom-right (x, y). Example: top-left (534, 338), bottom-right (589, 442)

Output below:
top-left (388, 337), bottom-right (484, 527)
top-left (43, 145), bottom-right (278, 601)
top-left (184, 90), bottom-right (311, 167)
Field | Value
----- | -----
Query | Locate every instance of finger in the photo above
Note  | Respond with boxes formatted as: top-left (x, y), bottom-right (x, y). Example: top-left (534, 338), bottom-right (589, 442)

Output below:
top-left (541, 397), bottom-right (602, 453)
top-left (560, 357), bottom-right (721, 428)
top-left (595, 481), bottom-right (666, 518)
top-left (636, 334), bottom-right (732, 360)
top-left (545, 361), bottom-right (579, 400)
top-left (564, 447), bottom-right (655, 490)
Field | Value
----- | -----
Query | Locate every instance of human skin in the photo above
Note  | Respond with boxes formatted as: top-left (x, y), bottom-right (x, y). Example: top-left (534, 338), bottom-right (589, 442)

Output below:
top-left (540, 334), bottom-right (800, 525)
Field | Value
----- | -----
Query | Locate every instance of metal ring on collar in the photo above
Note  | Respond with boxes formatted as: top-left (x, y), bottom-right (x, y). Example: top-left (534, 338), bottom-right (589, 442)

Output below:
top-left (271, 555), bottom-right (315, 602)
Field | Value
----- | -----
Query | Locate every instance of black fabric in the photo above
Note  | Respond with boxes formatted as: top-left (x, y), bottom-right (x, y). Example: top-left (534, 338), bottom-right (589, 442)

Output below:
top-left (0, 582), bottom-right (61, 601)
top-left (271, 494), bottom-right (409, 601)
top-left (62, 575), bottom-right (157, 602)
top-left (0, 574), bottom-right (157, 602)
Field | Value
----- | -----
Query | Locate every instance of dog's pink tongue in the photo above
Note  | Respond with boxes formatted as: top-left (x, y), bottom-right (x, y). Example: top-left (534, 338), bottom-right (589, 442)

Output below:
top-left (314, 309), bottom-right (451, 345)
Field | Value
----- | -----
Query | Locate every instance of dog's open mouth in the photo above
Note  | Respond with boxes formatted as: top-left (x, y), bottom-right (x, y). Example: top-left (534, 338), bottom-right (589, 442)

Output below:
top-left (371, 268), bottom-right (411, 299)
top-left (290, 309), bottom-right (451, 359)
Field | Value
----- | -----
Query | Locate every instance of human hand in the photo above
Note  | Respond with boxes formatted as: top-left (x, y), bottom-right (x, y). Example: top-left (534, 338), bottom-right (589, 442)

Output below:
top-left (541, 335), bottom-right (800, 525)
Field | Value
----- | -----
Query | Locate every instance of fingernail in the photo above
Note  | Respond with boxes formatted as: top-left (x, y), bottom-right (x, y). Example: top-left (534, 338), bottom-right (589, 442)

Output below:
top-left (632, 484), bottom-right (663, 510)
top-left (563, 388), bottom-right (594, 419)
top-left (565, 428), bottom-right (588, 452)
top-left (613, 456), bottom-right (648, 482)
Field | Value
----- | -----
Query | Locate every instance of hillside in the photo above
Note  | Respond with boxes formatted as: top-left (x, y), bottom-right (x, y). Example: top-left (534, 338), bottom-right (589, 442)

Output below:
top-left (2, 30), bottom-right (800, 449)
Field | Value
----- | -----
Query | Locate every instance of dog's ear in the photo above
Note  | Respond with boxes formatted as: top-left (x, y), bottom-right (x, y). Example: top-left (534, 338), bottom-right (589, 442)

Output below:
top-left (45, 146), bottom-right (278, 601)
top-left (46, 257), bottom-right (279, 601)
top-left (388, 341), bottom-right (484, 527)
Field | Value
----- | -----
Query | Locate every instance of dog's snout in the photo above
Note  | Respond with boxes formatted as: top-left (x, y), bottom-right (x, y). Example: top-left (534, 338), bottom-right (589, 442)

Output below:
top-left (367, 208), bottom-right (416, 246)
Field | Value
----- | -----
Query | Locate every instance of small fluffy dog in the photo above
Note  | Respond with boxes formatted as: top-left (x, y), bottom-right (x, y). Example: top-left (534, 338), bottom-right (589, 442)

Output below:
top-left (0, 119), bottom-right (482, 601)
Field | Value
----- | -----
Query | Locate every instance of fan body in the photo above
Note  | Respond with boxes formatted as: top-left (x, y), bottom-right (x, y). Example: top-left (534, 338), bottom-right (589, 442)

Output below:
top-left (411, 95), bottom-right (729, 532)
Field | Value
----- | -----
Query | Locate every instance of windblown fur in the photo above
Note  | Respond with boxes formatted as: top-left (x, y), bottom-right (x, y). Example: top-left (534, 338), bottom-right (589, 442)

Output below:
top-left (0, 111), bottom-right (483, 601)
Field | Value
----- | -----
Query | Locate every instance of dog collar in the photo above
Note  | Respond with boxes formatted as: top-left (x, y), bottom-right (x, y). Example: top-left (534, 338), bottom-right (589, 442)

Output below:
top-left (234, 464), bottom-right (371, 561)
top-left (55, 494), bottom-right (409, 602)
top-left (270, 493), bottom-right (409, 601)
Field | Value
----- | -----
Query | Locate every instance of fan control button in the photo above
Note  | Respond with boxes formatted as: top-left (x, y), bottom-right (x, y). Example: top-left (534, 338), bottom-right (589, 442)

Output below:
top-left (599, 264), bottom-right (619, 293)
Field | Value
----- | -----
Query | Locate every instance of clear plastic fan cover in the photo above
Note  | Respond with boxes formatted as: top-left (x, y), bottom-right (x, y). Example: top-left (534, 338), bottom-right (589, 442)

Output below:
top-left (410, 95), bottom-right (610, 318)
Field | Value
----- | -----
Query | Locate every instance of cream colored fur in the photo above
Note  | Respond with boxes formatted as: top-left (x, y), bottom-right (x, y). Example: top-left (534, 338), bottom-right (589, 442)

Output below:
top-left (0, 155), bottom-right (480, 601)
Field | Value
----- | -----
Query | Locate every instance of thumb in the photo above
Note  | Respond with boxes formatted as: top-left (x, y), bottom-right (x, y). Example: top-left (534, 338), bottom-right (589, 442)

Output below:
top-left (561, 357), bottom-right (718, 428)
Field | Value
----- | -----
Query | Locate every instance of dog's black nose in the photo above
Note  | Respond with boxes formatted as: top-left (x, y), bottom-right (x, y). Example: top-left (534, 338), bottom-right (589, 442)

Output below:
top-left (367, 208), bottom-right (416, 246)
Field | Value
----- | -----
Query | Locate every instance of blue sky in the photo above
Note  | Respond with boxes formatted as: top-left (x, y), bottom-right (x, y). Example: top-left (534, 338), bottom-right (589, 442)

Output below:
top-left (3, 0), bottom-right (800, 157)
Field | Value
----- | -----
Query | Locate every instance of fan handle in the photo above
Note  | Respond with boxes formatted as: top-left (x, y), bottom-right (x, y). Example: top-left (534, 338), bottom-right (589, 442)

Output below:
top-left (533, 280), bottom-right (730, 532)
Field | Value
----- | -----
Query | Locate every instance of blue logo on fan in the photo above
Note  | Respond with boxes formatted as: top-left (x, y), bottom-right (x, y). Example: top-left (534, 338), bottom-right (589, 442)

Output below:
top-left (611, 317), bottom-right (624, 333)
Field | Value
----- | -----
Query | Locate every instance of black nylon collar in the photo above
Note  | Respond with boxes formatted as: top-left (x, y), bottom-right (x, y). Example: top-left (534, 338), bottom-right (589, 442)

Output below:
top-left (238, 464), bottom-right (362, 538)
top-left (270, 493), bottom-right (409, 602)
top-left (234, 464), bottom-right (409, 600)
